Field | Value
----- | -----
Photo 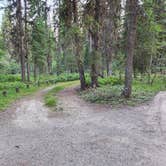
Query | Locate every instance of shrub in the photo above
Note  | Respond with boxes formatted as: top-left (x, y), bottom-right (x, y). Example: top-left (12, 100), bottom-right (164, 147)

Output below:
top-left (99, 77), bottom-right (122, 86)
top-left (0, 81), bottom-right (26, 90)
top-left (39, 73), bottom-right (79, 84)
top-left (81, 85), bottom-right (122, 103)
top-left (85, 76), bottom-right (123, 86)
top-left (0, 74), bottom-right (21, 82)
top-left (45, 96), bottom-right (57, 107)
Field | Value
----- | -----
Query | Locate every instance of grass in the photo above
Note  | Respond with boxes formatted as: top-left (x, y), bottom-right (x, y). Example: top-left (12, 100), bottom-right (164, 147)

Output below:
top-left (0, 73), bottom-right (80, 111)
top-left (80, 76), bottom-right (166, 107)
top-left (1, 73), bottom-right (165, 111)
top-left (44, 80), bottom-right (79, 108)
top-left (0, 85), bottom-right (44, 111)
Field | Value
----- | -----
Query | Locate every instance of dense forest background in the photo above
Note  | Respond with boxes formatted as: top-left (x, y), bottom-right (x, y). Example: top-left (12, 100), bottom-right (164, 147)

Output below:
top-left (0, 0), bottom-right (165, 98)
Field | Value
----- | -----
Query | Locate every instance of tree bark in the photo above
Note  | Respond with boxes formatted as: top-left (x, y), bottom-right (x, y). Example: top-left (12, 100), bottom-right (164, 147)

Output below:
top-left (73, 0), bottom-right (86, 90)
top-left (26, 62), bottom-right (30, 82)
top-left (47, 34), bottom-right (52, 74)
top-left (24, 0), bottom-right (30, 82)
top-left (34, 60), bottom-right (37, 81)
top-left (90, 0), bottom-right (100, 88)
top-left (16, 0), bottom-right (26, 82)
top-left (107, 0), bottom-right (121, 76)
top-left (123, 0), bottom-right (138, 98)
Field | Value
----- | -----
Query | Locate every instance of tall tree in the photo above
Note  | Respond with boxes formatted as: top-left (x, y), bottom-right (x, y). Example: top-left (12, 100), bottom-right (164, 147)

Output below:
top-left (16, 0), bottom-right (26, 81)
top-left (72, 0), bottom-right (86, 90)
top-left (106, 0), bottom-right (121, 76)
top-left (24, 0), bottom-right (30, 82)
top-left (123, 0), bottom-right (138, 98)
top-left (31, 18), bottom-right (47, 80)
top-left (85, 0), bottom-right (101, 87)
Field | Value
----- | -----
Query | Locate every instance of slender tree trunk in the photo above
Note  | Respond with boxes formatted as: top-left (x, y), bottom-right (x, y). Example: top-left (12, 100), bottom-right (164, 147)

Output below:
top-left (47, 33), bottom-right (52, 74)
top-left (47, 33), bottom-right (52, 75)
top-left (56, 45), bottom-right (62, 76)
top-left (90, 0), bottom-right (100, 88)
top-left (24, 0), bottom-right (30, 82)
top-left (101, 53), bottom-right (105, 77)
top-left (123, 0), bottom-right (138, 98)
top-left (34, 61), bottom-right (37, 81)
top-left (26, 62), bottom-right (30, 82)
top-left (47, 53), bottom-right (52, 74)
top-left (44, 0), bottom-right (52, 74)
top-left (106, 53), bottom-right (113, 76)
top-left (16, 0), bottom-right (26, 82)
top-left (73, 0), bottom-right (86, 90)
top-left (103, 0), bottom-right (121, 76)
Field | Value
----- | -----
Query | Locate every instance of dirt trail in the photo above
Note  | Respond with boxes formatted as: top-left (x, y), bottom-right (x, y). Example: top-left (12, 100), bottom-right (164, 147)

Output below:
top-left (0, 86), bottom-right (166, 166)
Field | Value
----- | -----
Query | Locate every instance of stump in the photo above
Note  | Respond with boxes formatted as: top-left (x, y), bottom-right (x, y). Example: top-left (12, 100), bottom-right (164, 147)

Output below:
top-left (2, 91), bottom-right (7, 97)
top-left (37, 81), bottom-right (40, 87)
top-left (15, 87), bottom-right (20, 93)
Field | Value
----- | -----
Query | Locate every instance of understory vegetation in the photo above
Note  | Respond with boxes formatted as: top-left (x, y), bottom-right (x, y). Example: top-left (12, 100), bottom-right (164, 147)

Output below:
top-left (44, 80), bottom-right (79, 108)
top-left (0, 0), bottom-right (165, 111)
top-left (0, 74), bottom-right (79, 111)
top-left (81, 75), bottom-right (166, 106)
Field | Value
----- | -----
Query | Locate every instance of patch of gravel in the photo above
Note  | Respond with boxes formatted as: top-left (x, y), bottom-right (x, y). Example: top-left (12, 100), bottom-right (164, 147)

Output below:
top-left (0, 86), bottom-right (166, 166)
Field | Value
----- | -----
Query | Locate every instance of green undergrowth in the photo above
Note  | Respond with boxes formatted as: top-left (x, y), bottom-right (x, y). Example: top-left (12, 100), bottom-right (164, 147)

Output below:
top-left (0, 84), bottom-right (44, 111)
top-left (38, 73), bottom-right (80, 84)
top-left (85, 76), bottom-right (123, 86)
top-left (44, 80), bottom-right (79, 108)
top-left (0, 73), bottom-right (80, 111)
top-left (81, 76), bottom-right (166, 107)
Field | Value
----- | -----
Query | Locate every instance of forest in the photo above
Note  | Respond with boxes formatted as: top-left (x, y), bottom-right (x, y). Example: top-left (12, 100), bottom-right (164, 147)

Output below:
top-left (0, 0), bottom-right (166, 109)
top-left (0, 0), bottom-right (166, 165)
top-left (0, 0), bottom-right (165, 102)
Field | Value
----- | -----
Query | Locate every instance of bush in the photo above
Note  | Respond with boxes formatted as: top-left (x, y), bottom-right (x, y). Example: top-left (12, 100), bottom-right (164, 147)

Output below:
top-left (0, 81), bottom-right (26, 90)
top-left (98, 77), bottom-right (122, 86)
top-left (0, 74), bottom-right (21, 82)
top-left (45, 96), bottom-right (57, 107)
top-left (85, 76), bottom-right (123, 86)
top-left (81, 85), bottom-right (122, 103)
top-left (39, 73), bottom-right (80, 84)
top-left (81, 76), bottom-right (166, 106)
top-left (56, 73), bottom-right (79, 82)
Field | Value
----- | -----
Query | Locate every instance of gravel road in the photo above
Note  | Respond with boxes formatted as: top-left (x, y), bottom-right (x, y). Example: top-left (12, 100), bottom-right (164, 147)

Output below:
top-left (0, 86), bottom-right (166, 166)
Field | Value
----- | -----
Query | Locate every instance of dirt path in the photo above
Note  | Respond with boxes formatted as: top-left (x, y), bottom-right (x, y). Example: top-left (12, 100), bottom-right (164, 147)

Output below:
top-left (0, 86), bottom-right (166, 166)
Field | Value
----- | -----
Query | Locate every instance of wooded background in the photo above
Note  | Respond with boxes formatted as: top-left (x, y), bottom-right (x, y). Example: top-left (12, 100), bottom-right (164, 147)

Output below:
top-left (0, 0), bottom-right (165, 97)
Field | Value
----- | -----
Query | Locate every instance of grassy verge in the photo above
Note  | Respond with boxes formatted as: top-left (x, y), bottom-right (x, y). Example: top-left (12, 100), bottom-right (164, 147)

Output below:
top-left (80, 77), bottom-right (166, 107)
top-left (44, 80), bottom-right (79, 108)
top-left (0, 73), bottom-right (80, 112)
top-left (0, 85), bottom-right (45, 111)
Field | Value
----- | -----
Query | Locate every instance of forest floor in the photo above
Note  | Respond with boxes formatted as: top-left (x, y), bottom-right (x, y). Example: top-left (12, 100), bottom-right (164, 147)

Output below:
top-left (0, 84), bottom-right (166, 166)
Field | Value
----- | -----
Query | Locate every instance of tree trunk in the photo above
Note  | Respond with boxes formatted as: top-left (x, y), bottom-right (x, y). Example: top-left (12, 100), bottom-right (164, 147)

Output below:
top-left (90, 0), bottom-right (100, 88)
top-left (34, 62), bottom-right (37, 81)
top-left (47, 53), bottom-right (52, 74)
top-left (47, 34), bottom-right (52, 75)
top-left (20, 37), bottom-right (26, 82)
top-left (47, 33), bottom-right (52, 74)
top-left (24, 0), bottom-right (30, 82)
top-left (106, 53), bottom-right (113, 76)
top-left (44, 0), bottom-right (52, 75)
top-left (26, 62), bottom-right (30, 82)
top-left (123, 0), bottom-right (138, 98)
top-left (73, 0), bottom-right (86, 90)
top-left (102, 0), bottom-right (121, 77)
top-left (16, 0), bottom-right (26, 82)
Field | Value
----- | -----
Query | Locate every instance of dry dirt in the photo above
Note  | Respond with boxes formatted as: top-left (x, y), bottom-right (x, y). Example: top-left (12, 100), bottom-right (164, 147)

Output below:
top-left (0, 86), bottom-right (166, 166)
